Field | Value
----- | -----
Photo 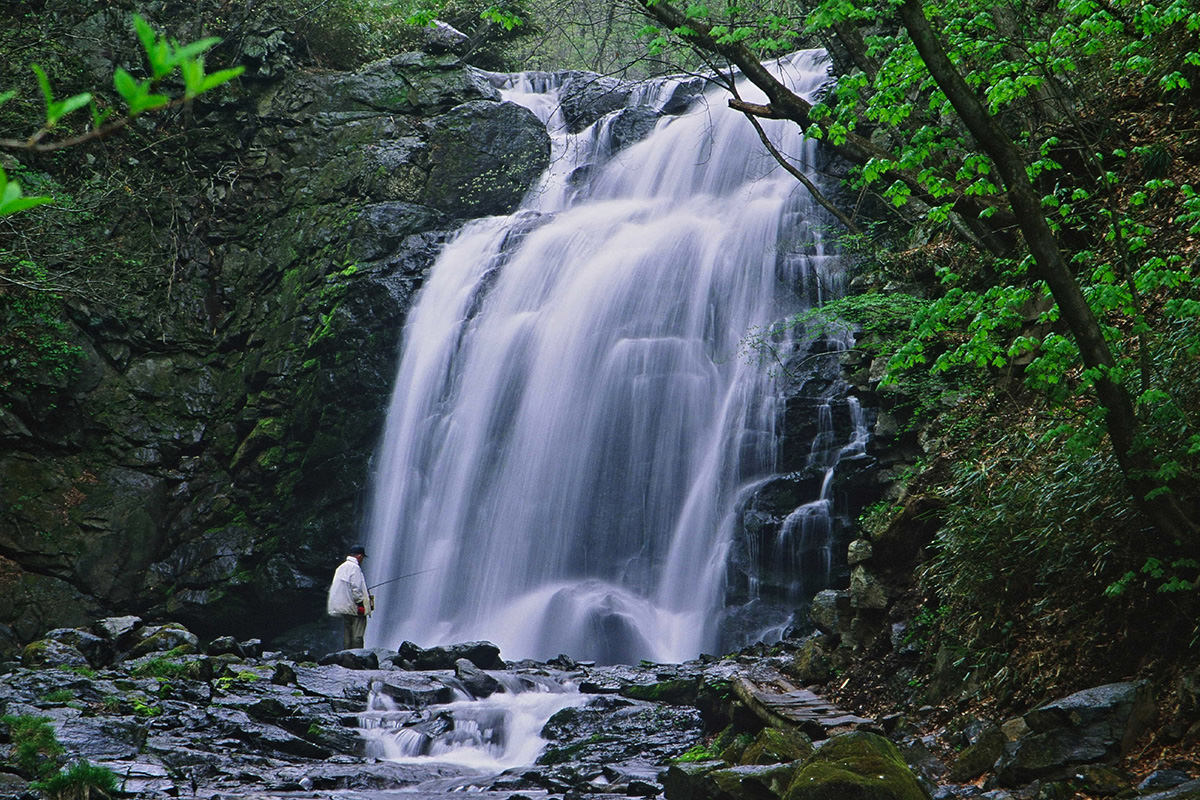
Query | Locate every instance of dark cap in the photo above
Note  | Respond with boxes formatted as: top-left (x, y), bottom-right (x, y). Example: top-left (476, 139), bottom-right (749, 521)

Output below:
top-left (349, 544), bottom-right (366, 556)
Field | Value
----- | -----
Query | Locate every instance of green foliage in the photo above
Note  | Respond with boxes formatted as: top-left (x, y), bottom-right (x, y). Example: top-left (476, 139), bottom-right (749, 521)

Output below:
top-left (1, 13), bottom-right (244, 211)
top-left (56, 665), bottom-right (97, 679)
top-left (31, 760), bottom-right (119, 800)
top-left (674, 741), bottom-right (723, 762)
top-left (129, 696), bottom-right (162, 717)
top-left (214, 670), bottom-right (263, 691)
top-left (0, 256), bottom-right (83, 400)
top-left (2, 715), bottom-right (63, 780)
top-left (130, 657), bottom-right (191, 680)
top-left (0, 165), bottom-right (52, 217)
top-left (40, 689), bottom-right (75, 704)
top-left (917, 417), bottom-right (1200, 694)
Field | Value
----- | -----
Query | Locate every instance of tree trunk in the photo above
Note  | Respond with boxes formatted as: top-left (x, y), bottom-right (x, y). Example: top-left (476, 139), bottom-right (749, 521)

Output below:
top-left (895, 0), bottom-right (1197, 541)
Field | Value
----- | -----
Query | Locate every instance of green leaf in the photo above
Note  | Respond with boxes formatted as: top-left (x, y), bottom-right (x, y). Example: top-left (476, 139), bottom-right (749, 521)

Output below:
top-left (199, 66), bottom-right (245, 93)
top-left (181, 58), bottom-right (205, 98)
top-left (172, 36), bottom-right (222, 63)
top-left (0, 89), bottom-right (15, 108)
top-left (0, 167), bottom-right (54, 218)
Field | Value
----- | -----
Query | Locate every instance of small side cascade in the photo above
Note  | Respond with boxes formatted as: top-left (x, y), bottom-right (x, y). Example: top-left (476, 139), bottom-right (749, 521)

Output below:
top-left (360, 673), bottom-right (584, 770)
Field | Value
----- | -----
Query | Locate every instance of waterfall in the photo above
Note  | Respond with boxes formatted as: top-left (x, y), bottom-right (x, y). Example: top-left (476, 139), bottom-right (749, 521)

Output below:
top-left (363, 51), bottom-right (853, 664)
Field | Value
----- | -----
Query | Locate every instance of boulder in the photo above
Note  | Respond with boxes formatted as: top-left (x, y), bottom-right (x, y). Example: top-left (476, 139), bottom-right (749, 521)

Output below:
top-left (317, 649), bottom-right (379, 670)
top-left (661, 761), bottom-right (726, 800)
top-left (93, 618), bottom-right (141, 652)
top-left (784, 731), bottom-right (931, 800)
top-left (849, 566), bottom-right (888, 610)
top-left (664, 762), bottom-right (800, 800)
top-left (128, 623), bottom-right (200, 658)
top-left (455, 657), bottom-right (503, 698)
top-left (559, 73), bottom-right (635, 131)
top-left (21, 638), bottom-right (91, 669)
top-left (948, 721), bottom-right (1005, 782)
top-left (995, 681), bottom-right (1155, 785)
top-left (422, 100), bottom-right (551, 219)
top-left (208, 635), bottom-right (243, 657)
top-left (786, 638), bottom-right (833, 685)
top-left (395, 640), bottom-right (504, 670)
top-left (809, 591), bottom-right (852, 639)
top-left (740, 727), bottom-right (814, 765)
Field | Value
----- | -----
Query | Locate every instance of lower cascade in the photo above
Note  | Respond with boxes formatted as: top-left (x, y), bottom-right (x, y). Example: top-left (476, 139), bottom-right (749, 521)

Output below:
top-left (363, 50), bottom-right (870, 664)
top-left (360, 672), bottom-right (583, 770)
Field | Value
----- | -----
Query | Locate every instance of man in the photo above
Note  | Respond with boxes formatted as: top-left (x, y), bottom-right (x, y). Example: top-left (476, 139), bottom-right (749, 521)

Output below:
top-left (327, 544), bottom-right (373, 650)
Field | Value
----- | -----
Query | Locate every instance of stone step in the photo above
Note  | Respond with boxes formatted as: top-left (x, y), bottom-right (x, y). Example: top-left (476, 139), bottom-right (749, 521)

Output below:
top-left (732, 670), bottom-right (874, 740)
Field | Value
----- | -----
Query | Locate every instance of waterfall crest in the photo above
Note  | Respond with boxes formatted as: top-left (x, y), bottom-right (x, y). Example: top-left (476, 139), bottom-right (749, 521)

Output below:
top-left (363, 51), bottom-right (850, 663)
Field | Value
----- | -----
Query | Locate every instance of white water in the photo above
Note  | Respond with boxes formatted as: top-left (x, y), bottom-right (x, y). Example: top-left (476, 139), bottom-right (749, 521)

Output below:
top-left (363, 52), bottom-right (845, 663)
top-left (360, 673), bottom-right (583, 770)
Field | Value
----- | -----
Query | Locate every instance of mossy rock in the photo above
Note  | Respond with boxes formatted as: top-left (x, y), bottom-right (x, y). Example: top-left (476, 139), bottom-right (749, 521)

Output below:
top-left (784, 731), bottom-right (930, 800)
top-left (786, 639), bottom-right (833, 685)
top-left (623, 677), bottom-right (700, 704)
top-left (741, 727), bottom-right (814, 765)
top-left (21, 638), bottom-right (90, 669)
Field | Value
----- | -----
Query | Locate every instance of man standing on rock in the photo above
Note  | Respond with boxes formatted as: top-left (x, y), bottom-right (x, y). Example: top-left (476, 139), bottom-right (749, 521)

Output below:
top-left (327, 545), bottom-right (373, 649)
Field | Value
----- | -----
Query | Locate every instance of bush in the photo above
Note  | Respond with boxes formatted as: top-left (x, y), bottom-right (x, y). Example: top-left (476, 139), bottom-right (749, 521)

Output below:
top-left (32, 760), bottom-right (119, 800)
top-left (2, 714), bottom-right (63, 780)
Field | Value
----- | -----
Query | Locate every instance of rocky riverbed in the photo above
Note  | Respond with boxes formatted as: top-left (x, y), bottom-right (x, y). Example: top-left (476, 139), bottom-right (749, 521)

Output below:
top-left (2, 617), bottom-right (1198, 800)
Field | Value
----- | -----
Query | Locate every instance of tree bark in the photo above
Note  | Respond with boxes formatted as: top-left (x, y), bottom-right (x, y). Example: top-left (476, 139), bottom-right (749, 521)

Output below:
top-left (895, 0), bottom-right (1196, 540)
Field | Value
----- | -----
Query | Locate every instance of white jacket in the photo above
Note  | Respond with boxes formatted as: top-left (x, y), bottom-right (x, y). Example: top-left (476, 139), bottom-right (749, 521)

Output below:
top-left (327, 556), bottom-right (370, 617)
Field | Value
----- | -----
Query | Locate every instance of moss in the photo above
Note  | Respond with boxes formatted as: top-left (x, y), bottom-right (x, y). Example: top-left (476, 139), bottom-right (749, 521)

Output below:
top-left (740, 727), bottom-right (813, 765)
top-left (622, 677), bottom-right (699, 704)
top-left (674, 742), bottom-right (724, 763)
top-left (785, 732), bottom-right (930, 800)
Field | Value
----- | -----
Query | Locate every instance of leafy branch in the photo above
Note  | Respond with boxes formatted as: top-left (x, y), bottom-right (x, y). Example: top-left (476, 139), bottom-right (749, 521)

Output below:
top-left (0, 13), bottom-right (244, 217)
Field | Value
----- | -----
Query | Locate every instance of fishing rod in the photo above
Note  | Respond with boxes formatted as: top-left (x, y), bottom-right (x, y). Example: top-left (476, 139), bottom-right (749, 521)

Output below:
top-left (368, 567), bottom-right (440, 591)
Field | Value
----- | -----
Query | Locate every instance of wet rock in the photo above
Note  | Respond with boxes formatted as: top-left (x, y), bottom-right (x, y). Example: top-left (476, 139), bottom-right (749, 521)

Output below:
top-left (51, 714), bottom-right (146, 761)
top-left (849, 565), bottom-right (888, 610)
top-left (559, 73), bottom-right (636, 131)
top-left (621, 677), bottom-right (701, 704)
top-left (1073, 764), bottom-right (1131, 796)
top-left (786, 638), bottom-right (832, 685)
top-left (207, 635), bottom-right (243, 657)
top-left (21, 638), bottom-right (91, 669)
top-left (785, 731), bottom-right (931, 800)
top-left (1138, 780), bottom-right (1200, 800)
top-left (995, 681), bottom-right (1156, 785)
top-left (395, 640), bottom-right (504, 670)
top-left (539, 696), bottom-right (704, 766)
top-left (847, 539), bottom-right (873, 566)
top-left (606, 107), bottom-right (662, 151)
top-left (1140, 772), bottom-right (1194, 792)
top-left (668, 762), bottom-right (800, 800)
top-left (740, 727), bottom-right (814, 765)
top-left (456, 657), bottom-right (503, 698)
top-left (809, 591), bottom-right (852, 639)
top-left (319, 649), bottom-right (379, 670)
top-left (662, 761), bottom-right (726, 800)
top-left (41, 627), bottom-right (114, 666)
top-left (949, 722), bottom-right (1005, 782)
top-left (128, 624), bottom-right (200, 657)
top-left (422, 100), bottom-right (551, 219)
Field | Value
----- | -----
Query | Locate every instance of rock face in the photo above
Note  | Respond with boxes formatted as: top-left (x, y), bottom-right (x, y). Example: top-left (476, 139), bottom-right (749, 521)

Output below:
top-left (995, 681), bottom-right (1156, 785)
top-left (0, 6), bottom-right (549, 654)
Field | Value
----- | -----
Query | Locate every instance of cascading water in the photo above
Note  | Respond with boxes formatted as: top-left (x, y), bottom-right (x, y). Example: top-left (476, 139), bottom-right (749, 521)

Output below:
top-left (363, 51), bottom-right (860, 664)
top-left (360, 672), bottom-right (583, 770)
